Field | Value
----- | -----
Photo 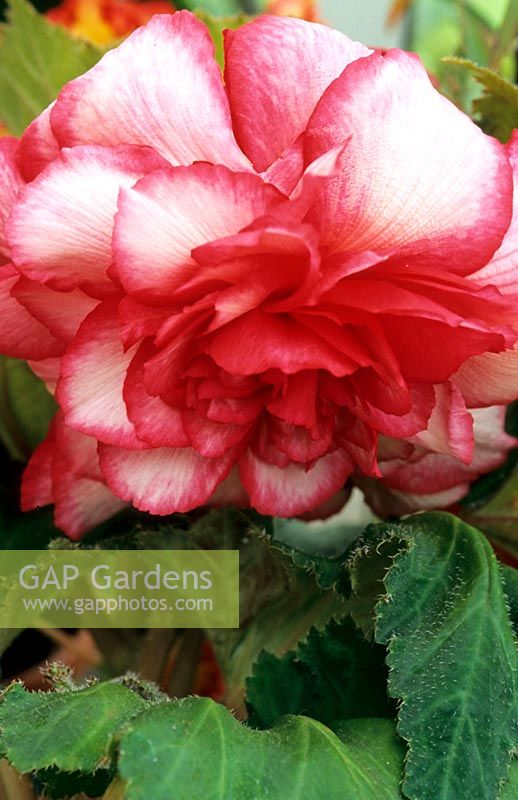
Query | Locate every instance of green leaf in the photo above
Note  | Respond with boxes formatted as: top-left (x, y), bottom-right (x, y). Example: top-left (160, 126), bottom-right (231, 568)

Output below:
top-left (330, 718), bottom-right (405, 798)
top-left (501, 564), bottom-right (518, 634)
top-left (194, 11), bottom-right (249, 68)
top-left (118, 697), bottom-right (405, 799)
top-left (246, 617), bottom-right (392, 729)
top-left (211, 568), bottom-right (345, 712)
top-left (501, 759), bottom-right (518, 800)
top-left (461, 471), bottom-right (518, 553)
top-left (354, 513), bottom-right (517, 800)
top-left (268, 515), bottom-right (358, 592)
top-left (0, 357), bottom-right (56, 461)
top-left (0, 680), bottom-right (149, 774)
top-left (0, 0), bottom-right (104, 135)
top-left (442, 58), bottom-right (518, 142)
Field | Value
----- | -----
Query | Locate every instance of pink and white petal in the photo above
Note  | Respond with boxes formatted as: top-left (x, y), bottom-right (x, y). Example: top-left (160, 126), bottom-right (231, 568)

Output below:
top-left (12, 277), bottom-right (98, 343)
top-left (28, 358), bottom-right (62, 395)
top-left (471, 131), bottom-right (518, 293)
top-left (381, 451), bottom-right (478, 494)
top-left (51, 417), bottom-right (127, 539)
top-left (239, 446), bottom-right (353, 516)
top-left (224, 16), bottom-right (370, 171)
top-left (17, 103), bottom-right (60, 182)
top-left (8, 145), bottom-right (165, 296)
top-left (182, 410), bottom-right (252, 457)
top-left (51, 13), bottom-right (250, 170)
top-left (262, 135), bottom-right (305, 195)
top-left (56, 302), bottom-right (144, 448)
top-left (52, 413), bottom-right (104, 480)
top-left (0, 138), bottom-right (23, 262)
top-left (305, 50), bottom-right (513, 272)
top-left (413, 382), bottom-right (474, 464)
top-left (124, 345), bottom-right (190, 448)
top-left (453, 347), bottom-right (518, 407)
top-left (113, 164), bottom-right (281, 303)
top-left (20, 425), bottom-right (56, 510)
top-left (0, 266), bottom-right (64, 359)
top-left (470, 406), bottom-right (517, 453)
top-left (98, 444), bottom-right (236, 514)
top-left (54, 477), bottom-right (127, 540)
top-left (118, 297), bottom-right (171, 349)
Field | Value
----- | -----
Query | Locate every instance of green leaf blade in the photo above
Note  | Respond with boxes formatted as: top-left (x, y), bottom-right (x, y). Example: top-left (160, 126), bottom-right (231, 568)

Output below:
top-left (0, 681), bottom-right (149, 774)
top-left (0, 0), bottom-right (104, 135)
top-left (246, 617), bottom-right (392, 729)
top-left (362, 513), bottom-right (517, 800)
top-left (119, 697), bottom-right (404, 799)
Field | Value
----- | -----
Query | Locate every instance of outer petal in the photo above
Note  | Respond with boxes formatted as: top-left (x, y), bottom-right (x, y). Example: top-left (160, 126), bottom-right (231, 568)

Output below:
top-left (0, 138), bottom-right (23, 262)
top-left (8, 145), bottom-right (165, 297)
top-left (28, 358), bottom-right (61, 395)
top-left (51, 13), bottom-right (250, 170)
top-left (453, 347), bottom-right (518, 407)
top-left (12, 277), bottom-right (98, 343)
top-left (113, 164), bottom-right (281, 303)
top-left (17, 103), bottom-right (60, 182)
top-left (98, 444), bottom-right (236, 514)
top-left (413, 382), bottom-right (474, 463)
top-left (239, 446), bottom-right (353, 516)
top-left (21, 427), bottom-right (56, 510)
top-left (305, 50), bottom-right (513, 272)
top-left (56, 302), bottom-right (144, 448)
top-left (471, 131), bottom-right (518, 293)
top-left (22, 415), bottom-right (127, 539)
top-left (0, 265), bottom-right (64, 359)
top-left (51, 420), bottom-right (127, 540)
top-left (224, 16), bottom-right (370, 171)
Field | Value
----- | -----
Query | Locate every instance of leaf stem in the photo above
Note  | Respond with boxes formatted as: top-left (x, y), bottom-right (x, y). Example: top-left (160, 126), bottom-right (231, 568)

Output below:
top-left (0, 760), bottom-right (36, 800)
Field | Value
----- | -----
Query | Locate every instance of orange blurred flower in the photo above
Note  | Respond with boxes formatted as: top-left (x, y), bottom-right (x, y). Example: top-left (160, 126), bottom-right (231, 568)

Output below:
top-left (267, 0), bottom-right (319, 22)
top-left (386, 0), bottom-right (413, 27)
top-left (46, 0), bottom-right (175, 45)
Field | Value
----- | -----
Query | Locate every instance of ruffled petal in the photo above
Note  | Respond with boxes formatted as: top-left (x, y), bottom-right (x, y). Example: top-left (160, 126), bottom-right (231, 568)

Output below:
top-left (51, 419), bottom-right (127, 539)
top-left (17, 103), bottom-right (60, 182)
top-left (8, 145), bottom-right (165, 297)
top-left (453, 347), bottom-right (518, 407)
top-left (51, 12), bottom-right (250, 170)
top-left (12, 277), bottom-right (98, 343)
top-left (0, 265), bottom-right (64, 359)
top-left (0, 137), bottom-right (23, 263)
top-left (305, 50), bottom-right (513, 272)
top-left (413, 382), bottom-right (474, 463)
top-left (113, 163), bottom-right (281, 303)
top-left (21, 425), bottom-right (56, 510)
top-left (224, 15), bottom-right (370, 170)
top-left (56, 302), bottom-right (144, 447)
top-left (239, 446), bottom-right (353, 516)
top-left (124, 343), bottom-right (190, 448)
top-left (22, 414), bottom-right (126, 540)
top-left (98, 443), bottom-right (236, 514)
top-left (471, 131), bottom-right (518, 293)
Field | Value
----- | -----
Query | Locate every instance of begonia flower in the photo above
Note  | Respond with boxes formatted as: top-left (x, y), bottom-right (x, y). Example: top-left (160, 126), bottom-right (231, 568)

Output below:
top-left (0, 13), bottom-right (516, 537)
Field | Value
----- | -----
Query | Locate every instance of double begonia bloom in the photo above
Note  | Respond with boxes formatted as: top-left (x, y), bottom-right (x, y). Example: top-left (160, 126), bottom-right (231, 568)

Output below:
top-left (0, 13), bottom-right (517, 538)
